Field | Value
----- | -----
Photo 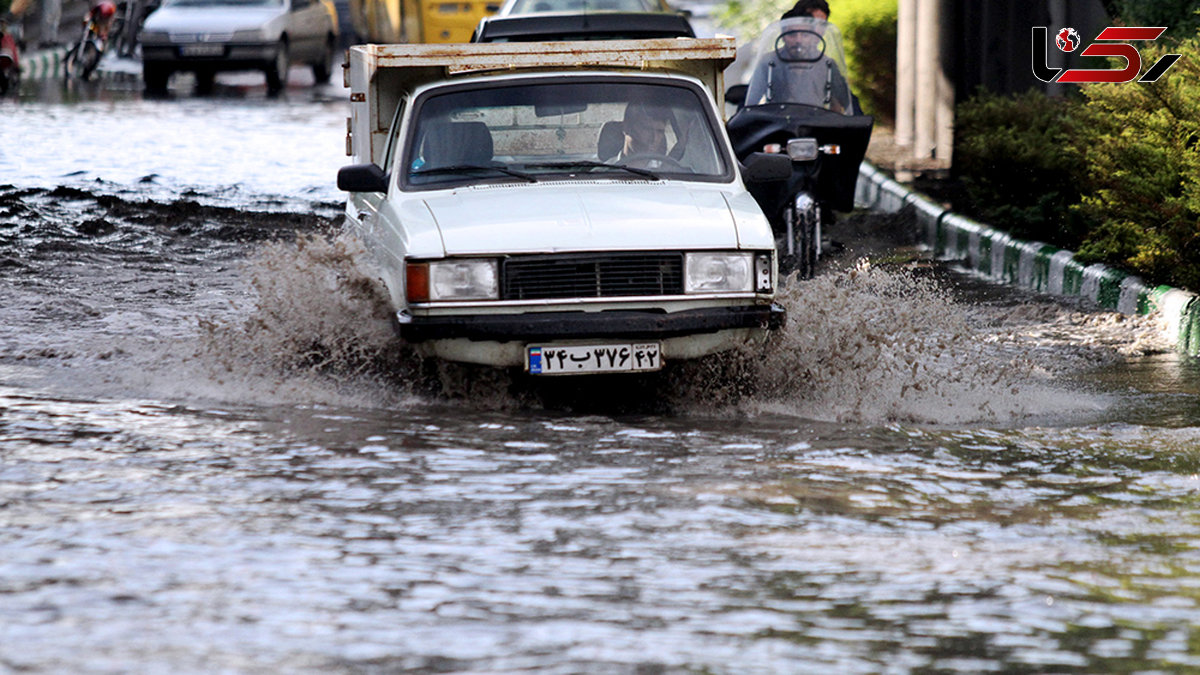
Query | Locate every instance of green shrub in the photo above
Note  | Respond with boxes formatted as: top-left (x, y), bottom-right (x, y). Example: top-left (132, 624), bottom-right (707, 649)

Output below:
top-left (1102, 0), bottom-right (1200, 43)
top-left (1072, 37), bottom-right (1200, 290)
top-left (836, 0), bottom-right (896, 123)
top-left (952, 89), bottom-right (1091, 248)
top-left (715, 0), bottom-right (897, 122)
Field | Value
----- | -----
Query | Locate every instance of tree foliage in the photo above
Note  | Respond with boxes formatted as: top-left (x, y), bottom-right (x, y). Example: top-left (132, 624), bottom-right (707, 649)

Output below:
top-left (1072, 37), bottom-right (1200, 290)
top-left (952, 89), bottom-right (1090, 248)
top-left (1100, 0), bottom-right (1200, 43)
top-left (953, 36), bottom-right (1200, 291)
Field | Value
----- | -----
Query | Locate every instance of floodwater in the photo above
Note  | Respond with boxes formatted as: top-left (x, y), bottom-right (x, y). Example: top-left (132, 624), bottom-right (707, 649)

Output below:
top-left (3, 71), bottom-right (1200, 674)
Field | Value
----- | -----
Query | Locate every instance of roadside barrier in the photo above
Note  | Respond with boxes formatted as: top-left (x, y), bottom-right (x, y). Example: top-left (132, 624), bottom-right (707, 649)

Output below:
top-left (855, 161), bottom-right (1200, 356)
top-left (21, 47), bottom-right (67, 80)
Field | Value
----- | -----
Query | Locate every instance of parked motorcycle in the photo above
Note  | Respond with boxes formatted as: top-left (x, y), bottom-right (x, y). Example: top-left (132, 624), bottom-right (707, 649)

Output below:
top-left (0, 14), bottom-right (20, 95)
top-left (64, 1), bottom-right (117, 81)
top-left (725, 16), bottom-right (874, 278)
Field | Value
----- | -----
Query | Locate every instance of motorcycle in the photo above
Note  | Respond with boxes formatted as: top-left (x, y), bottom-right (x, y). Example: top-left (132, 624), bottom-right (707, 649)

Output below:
top-left (0, 14), bottom-right (20, 96)
top-left (725, 16), bottom-right (874, 279)
top-left (64, 6), bottom-right (113, 81)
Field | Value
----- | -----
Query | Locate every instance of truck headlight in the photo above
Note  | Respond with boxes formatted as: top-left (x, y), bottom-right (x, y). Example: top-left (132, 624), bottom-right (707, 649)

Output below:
top-left (406, 259), bottom-right (499, 302)
top-left (684, 252), bottom-right (754, 294)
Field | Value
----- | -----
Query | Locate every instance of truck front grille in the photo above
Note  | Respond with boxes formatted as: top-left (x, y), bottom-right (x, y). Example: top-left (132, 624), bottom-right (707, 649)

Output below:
top-left (501, 252), bottom-right (684, 300)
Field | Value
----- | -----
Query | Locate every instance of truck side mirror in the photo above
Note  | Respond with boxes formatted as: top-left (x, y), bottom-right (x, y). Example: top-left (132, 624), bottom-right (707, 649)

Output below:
top-left (337, 163), bottom-right (389, 192)
top-left (740, 152), bottom-right (792, 183)
top-left (725, 83), bottom-right (748, 108)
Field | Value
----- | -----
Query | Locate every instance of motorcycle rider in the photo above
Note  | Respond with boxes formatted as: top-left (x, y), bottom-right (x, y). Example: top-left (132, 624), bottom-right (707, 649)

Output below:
top-left (85, 0), bottom-right (117, 39)
top-left (744, 0), bottom-right (851, 113)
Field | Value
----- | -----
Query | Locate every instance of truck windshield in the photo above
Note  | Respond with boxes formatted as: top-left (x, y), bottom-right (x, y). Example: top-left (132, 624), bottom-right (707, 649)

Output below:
top-left (403, 79), bottom-right (732, 188)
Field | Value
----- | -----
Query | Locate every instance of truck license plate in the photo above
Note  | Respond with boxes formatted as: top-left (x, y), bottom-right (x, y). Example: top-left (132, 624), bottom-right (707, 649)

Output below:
top-left (527, 343), bottom-right (661, 375)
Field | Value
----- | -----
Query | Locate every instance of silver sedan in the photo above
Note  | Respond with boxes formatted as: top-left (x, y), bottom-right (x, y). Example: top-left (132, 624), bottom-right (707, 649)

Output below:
top-left (139, 0), bottom-right (339, 95)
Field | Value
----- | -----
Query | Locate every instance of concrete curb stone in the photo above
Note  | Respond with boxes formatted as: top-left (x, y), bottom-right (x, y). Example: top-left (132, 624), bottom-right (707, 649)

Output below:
top-left (855, 161), bottom-right (1200, 355)
top-left (20, 46), bottom-right (138, 82)
top-left (21, 47), bottom-right (68, 79)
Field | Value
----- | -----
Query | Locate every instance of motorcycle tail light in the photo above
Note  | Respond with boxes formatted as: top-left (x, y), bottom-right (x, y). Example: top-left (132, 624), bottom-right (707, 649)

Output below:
top-left (786, 138), bottom-right (819, 161)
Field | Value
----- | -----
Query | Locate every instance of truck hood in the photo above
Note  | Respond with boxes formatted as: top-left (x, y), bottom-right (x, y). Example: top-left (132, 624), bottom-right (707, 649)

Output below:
top-left (422, 183), bottom-right (743, 255)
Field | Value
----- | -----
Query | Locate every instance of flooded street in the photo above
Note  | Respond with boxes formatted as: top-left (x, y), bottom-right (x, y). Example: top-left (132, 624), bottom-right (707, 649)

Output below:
top-left (4, 73), bottom-right (1200, 673)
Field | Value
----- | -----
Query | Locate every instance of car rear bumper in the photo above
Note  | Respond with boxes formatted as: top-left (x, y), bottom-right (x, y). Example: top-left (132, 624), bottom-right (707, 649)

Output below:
top-left (142, 43), bottom-right (277, 69)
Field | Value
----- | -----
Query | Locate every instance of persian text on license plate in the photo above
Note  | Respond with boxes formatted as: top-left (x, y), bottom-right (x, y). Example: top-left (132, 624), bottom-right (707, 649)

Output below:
top-left (527, 343), bottom-right (661, 375)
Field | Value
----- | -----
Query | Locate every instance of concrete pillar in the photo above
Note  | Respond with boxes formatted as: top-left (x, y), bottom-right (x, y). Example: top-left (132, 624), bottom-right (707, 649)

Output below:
top-left (935, 0), bottom-right (954, 162)
top-left (894, 0), bottom-right (916, 148)
top-left (914, 0), bottom-right (939, 159)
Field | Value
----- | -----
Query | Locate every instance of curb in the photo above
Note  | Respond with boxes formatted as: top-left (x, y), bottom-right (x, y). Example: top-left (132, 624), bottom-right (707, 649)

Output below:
top-left (21, 47), bottom-right (67, 80)
top-left (854, 161), bottom-right (1200, 356)
top-left (20, 47), bottom-right (138, 82)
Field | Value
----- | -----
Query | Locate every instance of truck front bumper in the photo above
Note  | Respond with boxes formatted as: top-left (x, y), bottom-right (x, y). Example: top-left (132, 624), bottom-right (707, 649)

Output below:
top-left (397, 304), bottom-right (787, 343)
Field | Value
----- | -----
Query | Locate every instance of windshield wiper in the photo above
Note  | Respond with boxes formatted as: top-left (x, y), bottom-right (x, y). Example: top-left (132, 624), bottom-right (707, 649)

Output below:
top-left (524, 161), bottom-right (660, 180)
top-left (411, 164), bottom-right (537, 183)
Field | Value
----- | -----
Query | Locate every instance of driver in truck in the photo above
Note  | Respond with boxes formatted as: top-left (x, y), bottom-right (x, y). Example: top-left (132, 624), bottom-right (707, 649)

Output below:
top-left (620, 102), bottom-right (671, 159)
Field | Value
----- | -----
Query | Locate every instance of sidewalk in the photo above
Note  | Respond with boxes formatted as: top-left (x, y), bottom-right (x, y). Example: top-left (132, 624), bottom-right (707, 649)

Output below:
top-left (863, 125), bottom-right (951, 183)
top-left (853, 154), bottom-right (1200, 357)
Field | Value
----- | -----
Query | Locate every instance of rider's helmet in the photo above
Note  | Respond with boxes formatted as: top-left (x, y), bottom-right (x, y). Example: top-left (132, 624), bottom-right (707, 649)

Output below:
top-left (94, 1), bottom-right (117, 19)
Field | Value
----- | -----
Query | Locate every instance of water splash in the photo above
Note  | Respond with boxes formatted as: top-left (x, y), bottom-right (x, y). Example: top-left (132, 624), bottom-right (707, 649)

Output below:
top-left (200, 235), bottom-right (1142, 422)
top-left (669, 263), bottom-right (1075, 423)
top-left (191, 231), bottom-right (427, 408)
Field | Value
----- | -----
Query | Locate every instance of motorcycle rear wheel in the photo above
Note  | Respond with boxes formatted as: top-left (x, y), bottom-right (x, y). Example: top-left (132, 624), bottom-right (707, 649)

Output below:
top-left (65, 40), bottom-right (103, 81)
top-left (779, 192), bottom-right (820, 280)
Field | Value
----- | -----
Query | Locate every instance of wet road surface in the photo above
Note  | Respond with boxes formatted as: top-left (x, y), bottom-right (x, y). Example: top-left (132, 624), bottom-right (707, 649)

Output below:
top-left (3, 69), bottom-right (1200, 674)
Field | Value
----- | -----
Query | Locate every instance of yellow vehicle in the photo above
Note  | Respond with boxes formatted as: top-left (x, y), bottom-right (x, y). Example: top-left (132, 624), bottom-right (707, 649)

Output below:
top-left (347, 0), bottom-right (499, 43)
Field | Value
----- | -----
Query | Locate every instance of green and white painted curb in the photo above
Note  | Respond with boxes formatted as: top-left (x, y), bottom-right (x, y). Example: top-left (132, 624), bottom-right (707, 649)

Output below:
top-left (21, 48), bottom-right (67, 80)
top-left (854, 161), bottom-right (1200, 356)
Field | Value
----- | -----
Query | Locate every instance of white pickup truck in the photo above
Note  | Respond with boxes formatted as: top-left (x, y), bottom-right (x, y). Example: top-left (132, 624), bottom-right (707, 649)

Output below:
top-left (338, 39), bottom-right (791, 376)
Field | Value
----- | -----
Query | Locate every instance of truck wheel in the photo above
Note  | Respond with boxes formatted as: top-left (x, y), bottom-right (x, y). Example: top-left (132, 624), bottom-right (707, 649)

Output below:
top-left (143, 62), bottom-right (170, 94)
top-left (312, 36), bottom-right (335, 84)
top-left (264, 40), bottom-right (288, 95)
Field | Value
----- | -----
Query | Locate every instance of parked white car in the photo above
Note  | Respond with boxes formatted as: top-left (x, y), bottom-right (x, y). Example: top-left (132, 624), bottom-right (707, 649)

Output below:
top-left (338, 41), bottom-right (790, 375)
top-left (139, 0), bottom-right (339, 94)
